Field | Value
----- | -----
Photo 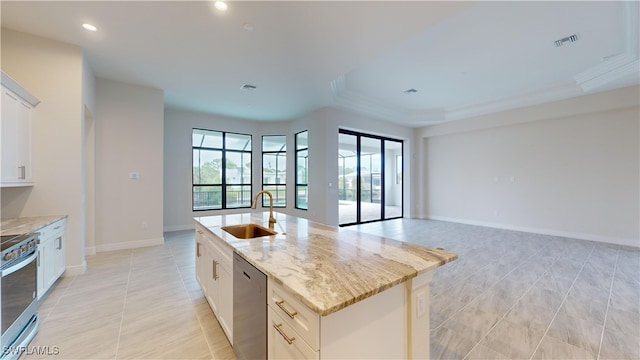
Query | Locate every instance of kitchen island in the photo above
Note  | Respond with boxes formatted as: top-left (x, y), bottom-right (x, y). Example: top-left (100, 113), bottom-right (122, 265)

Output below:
top-left (195, 212), bottom-right (457, 359)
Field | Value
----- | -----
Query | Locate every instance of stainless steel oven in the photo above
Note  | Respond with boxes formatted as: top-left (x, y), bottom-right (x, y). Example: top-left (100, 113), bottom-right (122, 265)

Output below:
top-left (1, 233), bottom-right (39, 360)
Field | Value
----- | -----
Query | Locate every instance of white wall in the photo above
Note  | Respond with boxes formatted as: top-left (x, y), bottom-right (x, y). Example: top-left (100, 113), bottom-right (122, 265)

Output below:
top-left (82, 54), bottom-right (96, 255)
top-left (417, 86), bottom-right (640, 247)
top-left (164, 108), bottom-right (292, 231)
top-left (322, 108), bottom-right (414, 225)
top-left (1, 28), bottom-right (89, 274)
top-left (164, 106), bottom-right (414, 229)
top-left (94, 78), bottom-right (164, 252)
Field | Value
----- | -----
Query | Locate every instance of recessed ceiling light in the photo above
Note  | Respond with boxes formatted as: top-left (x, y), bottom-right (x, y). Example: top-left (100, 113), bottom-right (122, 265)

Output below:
top-left (82, 23), bottom-right (97, 32)
top-left (214, 1), bottom-right (228, 11)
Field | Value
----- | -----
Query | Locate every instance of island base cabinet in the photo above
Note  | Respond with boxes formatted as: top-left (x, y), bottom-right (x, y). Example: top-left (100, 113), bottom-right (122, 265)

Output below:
top-left (195, 224), bottom-right (234, 345)
top-left (320, 283), bottom-right (406, 359)
top-left (268, 307), bottom-right (318, 360)
top-left (267, 270), bottom-right (434, 360)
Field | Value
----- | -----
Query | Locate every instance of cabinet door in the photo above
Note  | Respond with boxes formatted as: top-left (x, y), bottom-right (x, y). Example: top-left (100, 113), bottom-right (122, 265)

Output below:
top-left (37, 237), bottom-right (55, 300)
top-left (1, 88), bottom-right (19, 182)
top-left (206, 246), bottom-right (220, 315)
top-left (268, 307), bottom-right (318, 360)
top-left (218, 261), bottom-right (233, 344)
top-left (195, 238), bottom-right (206, 288)
top-left (16, 100), bottom-right (31, 181)
top-left (53, 232), bottom-right (65, 278)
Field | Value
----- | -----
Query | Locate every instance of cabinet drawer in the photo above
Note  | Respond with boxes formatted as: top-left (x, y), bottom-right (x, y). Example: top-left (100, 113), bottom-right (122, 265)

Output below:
top-left (268, 279), bottom-right (319, 350)
top-left (39, 218), bottom-right (66, 240)
top-left (268, 307), bottom-right (319, 360)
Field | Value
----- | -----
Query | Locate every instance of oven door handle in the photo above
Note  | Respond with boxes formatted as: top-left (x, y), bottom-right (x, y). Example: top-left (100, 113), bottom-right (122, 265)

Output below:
top-left (1, 250), bottom-right (37, 277)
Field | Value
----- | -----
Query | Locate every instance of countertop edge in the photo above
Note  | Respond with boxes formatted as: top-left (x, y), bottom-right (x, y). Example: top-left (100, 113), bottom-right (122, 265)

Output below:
top-left (194, 215), bottom-right (458, 317)
top-left (1, 215), bottom-right (68, 236)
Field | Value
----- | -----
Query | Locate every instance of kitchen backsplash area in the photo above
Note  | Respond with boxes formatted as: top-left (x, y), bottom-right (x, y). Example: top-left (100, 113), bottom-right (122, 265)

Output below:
top-left (1, 187), bottom-right (32, 220)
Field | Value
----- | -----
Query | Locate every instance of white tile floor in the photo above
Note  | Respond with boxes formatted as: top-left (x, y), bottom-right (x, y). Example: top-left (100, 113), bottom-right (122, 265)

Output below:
top-left (354, 219), bottom-right (640, 360)
top-left (26, 231), bottom-right (234, 360)
top-left (26, 218), bottom-right (640, 359)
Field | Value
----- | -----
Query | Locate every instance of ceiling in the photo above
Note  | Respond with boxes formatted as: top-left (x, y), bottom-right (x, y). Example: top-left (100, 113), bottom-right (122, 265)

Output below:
top-left (2, 1), bottom-right (638, 127)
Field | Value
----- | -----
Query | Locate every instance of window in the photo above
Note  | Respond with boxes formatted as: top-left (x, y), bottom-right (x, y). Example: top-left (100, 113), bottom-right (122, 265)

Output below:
top-left (295, 130), bottom-right (308, 210)
top-left (192, 129), bottom-right (252, 210)
top-left (262, 135), bottom-right (286, 207)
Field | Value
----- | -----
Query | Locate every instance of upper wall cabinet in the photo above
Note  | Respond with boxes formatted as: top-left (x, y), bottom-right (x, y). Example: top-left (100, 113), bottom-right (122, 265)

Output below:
top-left (1, 71), bottom-right (40, 187)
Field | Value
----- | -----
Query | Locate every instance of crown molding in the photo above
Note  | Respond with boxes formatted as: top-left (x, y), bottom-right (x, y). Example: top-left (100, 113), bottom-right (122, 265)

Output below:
top-left (444, 82), bottom-right (584, 122)
top-left (574, 1), bottom-right (639, 92)
top-left (330, 2), bottom-right (639, 126)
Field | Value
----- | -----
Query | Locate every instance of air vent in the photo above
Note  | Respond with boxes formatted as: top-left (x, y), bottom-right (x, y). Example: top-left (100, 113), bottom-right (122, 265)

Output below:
top-left (554, 34), bottom-right (579, 47)
top-left (404, 88), bottom-right (418, 94)
top-left (240, 84), bottom-right (257, 91)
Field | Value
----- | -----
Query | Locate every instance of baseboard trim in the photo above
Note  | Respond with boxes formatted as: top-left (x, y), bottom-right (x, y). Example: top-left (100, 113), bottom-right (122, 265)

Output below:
top-left (64, 260), bottom-right (87, 276)
top-left (163, 224), bottom-right (195, 232)
top-left (85, 246), bottom-right (96, 256)
top-left (425, 215), bottom-right (640, 248)
top-left (95, 237), bottom-right (165, 253)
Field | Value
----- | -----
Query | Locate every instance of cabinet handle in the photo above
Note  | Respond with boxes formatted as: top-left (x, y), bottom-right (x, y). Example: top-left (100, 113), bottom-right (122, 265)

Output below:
top-left (273, 323), bottom-right (295, 345)
top-left (56, 237), bottom-right (62, 250)
top-left (196, 230), bottom-right (203, 234)
top-left (212, 260), bottom-right (219, 280)
top-left (19, 166), bottom-right (26, 180)
top-left (53, 226), bottom-right (61, 230)
top-left (196, 243), bottom-right (201, 257)
top-left (275, 300), bottom-right (298, 319)
top-left (37, 252), bottom-right (40, 267)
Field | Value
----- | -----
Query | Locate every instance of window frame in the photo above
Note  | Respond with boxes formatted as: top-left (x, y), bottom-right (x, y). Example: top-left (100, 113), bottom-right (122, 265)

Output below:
top-left (192, 128), bottom-right (252, 211)
top-left (261, 135), bottom-right (287, 208)
top-left (295, 130), bottom-right (309, 210)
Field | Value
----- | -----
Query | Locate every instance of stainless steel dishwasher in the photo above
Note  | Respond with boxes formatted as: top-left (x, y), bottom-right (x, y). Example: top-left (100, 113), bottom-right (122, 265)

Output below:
top-left (233, 252), bottom-right (267, 360)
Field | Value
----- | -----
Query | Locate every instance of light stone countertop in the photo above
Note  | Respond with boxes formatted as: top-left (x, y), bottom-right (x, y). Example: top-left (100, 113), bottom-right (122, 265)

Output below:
top-left (1, 215), bottom-right (67, 236)
top-left (195, 211), bottom-right (457, 316)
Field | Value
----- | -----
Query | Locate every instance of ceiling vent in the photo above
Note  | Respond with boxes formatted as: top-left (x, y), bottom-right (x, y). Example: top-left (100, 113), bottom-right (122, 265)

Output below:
top-left (554, 34), bottom-right (579, 47)
top-left (404, 88), bottom-right (418, 94)
top-left (240, 84), bottom-right (257, 91)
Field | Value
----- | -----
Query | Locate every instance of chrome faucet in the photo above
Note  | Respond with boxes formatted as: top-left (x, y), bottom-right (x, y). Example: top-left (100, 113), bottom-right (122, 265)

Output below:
top-left (251, 190), bottom-right (276, 230)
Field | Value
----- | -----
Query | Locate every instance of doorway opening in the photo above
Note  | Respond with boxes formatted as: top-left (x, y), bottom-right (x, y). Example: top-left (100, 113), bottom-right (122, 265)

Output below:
top-left (338, 130), bottom-right (403, 226)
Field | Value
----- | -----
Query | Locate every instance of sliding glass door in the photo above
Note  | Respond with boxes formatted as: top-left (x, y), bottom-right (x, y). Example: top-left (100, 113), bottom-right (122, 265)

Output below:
top-left (338, 130), bottom-right (403, 226)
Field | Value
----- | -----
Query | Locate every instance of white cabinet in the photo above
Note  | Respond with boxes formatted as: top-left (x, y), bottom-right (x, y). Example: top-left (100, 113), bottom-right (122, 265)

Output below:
top-left (267, 277), bottom-right (415, 360)
top-left (268, 307), bottom-right (319, 360)
top-left (195, 223), bottom-right (233, 344)
top-left (1, 72), bottom-right (39, 187)
top-left (267, 279), bottom-right (319, 360)
top-left (37, 218), bottom-right (66, 299)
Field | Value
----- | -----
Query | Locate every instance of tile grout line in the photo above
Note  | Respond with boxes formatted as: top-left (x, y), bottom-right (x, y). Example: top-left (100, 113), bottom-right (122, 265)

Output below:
top-left (461, 250), bottom-right (566, 359)
top-left (113, 249), bottom-right (134, 360)
top-left (167, 237), bottom-right (218, 359)
top-left (596, 247), bottom-right (620, 360)
top-left (432, 240), bottom-right (557, 333)
top-left (528, 245), bottom-right (597, 360)
top-left (38, 275), bottom-right (76, 322)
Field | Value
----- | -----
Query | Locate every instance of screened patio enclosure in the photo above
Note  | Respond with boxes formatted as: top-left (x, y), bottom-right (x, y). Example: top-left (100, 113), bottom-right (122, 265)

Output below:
top-left (338, 130), bottom-right (403, 226)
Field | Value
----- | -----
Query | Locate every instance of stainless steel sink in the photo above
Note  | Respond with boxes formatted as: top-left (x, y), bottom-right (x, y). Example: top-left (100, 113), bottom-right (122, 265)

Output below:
top-left (221, 224), bottom-right (277, 239)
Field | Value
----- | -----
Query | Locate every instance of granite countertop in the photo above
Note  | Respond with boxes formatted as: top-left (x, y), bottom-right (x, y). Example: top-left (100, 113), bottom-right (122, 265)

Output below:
top-left (1, 215), bottom-right (67, 236)
top-left (195, 212), bottom-right (457, 316)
